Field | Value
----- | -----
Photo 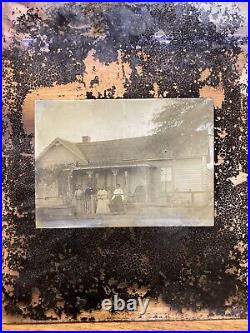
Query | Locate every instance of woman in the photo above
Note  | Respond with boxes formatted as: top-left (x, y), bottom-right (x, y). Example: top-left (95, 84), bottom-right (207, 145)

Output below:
top-left (74, 185), bottom-right (83, 217)
top-left (110, 184), bottom-right (125, 214)
top-left (96, 187), bottom-right (110, 214)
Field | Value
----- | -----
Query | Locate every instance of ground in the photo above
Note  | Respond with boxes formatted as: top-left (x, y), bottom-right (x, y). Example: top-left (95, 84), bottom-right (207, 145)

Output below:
top-left (36, 206), bottom-right (213, 228)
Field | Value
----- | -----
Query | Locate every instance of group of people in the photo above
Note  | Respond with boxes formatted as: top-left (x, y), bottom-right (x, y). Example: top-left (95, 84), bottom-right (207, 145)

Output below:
top-left (74, 183), bottom-right (125, 216)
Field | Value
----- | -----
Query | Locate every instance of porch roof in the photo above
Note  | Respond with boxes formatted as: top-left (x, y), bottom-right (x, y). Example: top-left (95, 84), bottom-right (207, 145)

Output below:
top-left (70, 162), bottom-right (155, 171)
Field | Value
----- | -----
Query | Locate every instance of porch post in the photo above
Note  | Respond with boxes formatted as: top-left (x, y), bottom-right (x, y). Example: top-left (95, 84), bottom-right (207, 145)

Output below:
top-left (124, 170), bottom-right (129, 193)
top-left (86, 170), bottom-right (94, 186)
top-left (95, 172), bottom-right (99, 188)
top-left (68, 168), bottom-right (74, 196)
top-left (68, 173), bottom-right (71, 196)
top-left (111, 168), bottom-right (118, 187)
top-left (144, 167), bottom-right (150, 202)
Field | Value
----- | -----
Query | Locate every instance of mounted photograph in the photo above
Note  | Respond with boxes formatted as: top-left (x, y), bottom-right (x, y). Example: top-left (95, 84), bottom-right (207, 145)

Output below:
top-left (35, 98), bottom-right (214, 228)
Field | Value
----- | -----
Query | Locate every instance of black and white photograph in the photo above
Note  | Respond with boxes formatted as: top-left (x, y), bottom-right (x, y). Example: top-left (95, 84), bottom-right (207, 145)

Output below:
top-left (35, 99), bottom-right (214, 228)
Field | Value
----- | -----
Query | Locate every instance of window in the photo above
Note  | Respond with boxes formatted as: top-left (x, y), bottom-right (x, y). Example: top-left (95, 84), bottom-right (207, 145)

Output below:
top-left (160, 167), bottom-right (172, 192)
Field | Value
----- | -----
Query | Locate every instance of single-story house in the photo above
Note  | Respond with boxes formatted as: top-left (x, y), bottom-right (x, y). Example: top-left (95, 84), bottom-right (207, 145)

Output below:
top-left (36, 130), bottom-right (213, 209)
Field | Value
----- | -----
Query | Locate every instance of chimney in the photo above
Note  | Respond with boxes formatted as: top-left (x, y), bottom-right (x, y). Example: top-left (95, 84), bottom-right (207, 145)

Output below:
top-left (82, 136), bottom-right (91, 143)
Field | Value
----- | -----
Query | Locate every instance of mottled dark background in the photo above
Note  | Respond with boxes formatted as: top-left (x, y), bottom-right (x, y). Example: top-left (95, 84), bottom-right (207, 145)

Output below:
top-left (2, 2), bottom-right (248, 322)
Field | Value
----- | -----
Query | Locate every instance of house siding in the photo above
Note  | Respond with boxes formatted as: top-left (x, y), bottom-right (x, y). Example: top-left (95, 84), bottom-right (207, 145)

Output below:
top-left (36, 138), bottom-right (210, 207)
top-left (149, 157), bottom-right (203, 191)
top-left (37, 145), bottom-right (82, 168)
top-left (146, 158), bottom-right (208, 206)
top-left (173, 158), bottom-right (203, 191)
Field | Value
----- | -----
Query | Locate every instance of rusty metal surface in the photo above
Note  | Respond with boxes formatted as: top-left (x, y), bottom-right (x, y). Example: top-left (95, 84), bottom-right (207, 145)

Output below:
top-left (2, 2), bottom-right (247, 323)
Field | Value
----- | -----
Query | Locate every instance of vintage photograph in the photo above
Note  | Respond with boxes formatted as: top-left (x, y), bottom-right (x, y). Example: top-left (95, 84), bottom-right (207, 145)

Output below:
top-left (35, 99), bottom-right (214, 228)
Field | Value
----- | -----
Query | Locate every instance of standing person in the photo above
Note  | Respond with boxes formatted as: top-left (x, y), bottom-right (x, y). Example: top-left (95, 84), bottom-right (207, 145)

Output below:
top-left (111, 184), bottom-right (125, 214)
top-left (96, 187), bottom-right (110, 214)
top-left (74, 185), bottom-right (83, 217)
top-left (84, 183), bottom-right (94, 214)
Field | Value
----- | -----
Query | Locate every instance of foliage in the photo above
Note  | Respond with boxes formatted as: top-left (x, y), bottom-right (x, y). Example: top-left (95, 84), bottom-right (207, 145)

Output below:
top-left (152, 98), bottom-right (213, 137)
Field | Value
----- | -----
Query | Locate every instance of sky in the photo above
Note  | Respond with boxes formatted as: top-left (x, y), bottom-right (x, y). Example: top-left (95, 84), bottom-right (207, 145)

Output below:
top-left (35, 98), bottom-right (213, 157)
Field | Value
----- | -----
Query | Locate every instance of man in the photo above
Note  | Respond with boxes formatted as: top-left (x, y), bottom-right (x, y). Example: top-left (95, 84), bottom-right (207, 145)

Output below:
top-left (110, 184), bottom-right (125, 214)
top-left (84, 183), bottom-right (94, 214)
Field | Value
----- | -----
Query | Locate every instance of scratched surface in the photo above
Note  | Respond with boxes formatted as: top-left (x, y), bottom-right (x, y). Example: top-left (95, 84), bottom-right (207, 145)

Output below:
top-left (2, 2), bottom-right (248, 323)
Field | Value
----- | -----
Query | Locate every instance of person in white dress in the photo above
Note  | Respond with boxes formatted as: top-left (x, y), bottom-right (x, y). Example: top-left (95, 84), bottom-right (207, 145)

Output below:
top-left (74, 185), bottom-right (83, 217)
top-left (96, 187), bottom-right (110, 214)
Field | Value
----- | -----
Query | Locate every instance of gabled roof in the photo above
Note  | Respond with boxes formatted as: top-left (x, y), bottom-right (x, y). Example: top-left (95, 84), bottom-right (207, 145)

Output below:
top-left (36, 137), bottom-right (88, 164)
top-left (37, 131), bottom-right (209, 166)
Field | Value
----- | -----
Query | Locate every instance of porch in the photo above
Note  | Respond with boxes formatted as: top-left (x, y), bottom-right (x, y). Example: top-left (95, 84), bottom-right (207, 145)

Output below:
top-left (36, 163), bottom-right (156, 217)
top-left (69, 163), bottom-right (154, 201)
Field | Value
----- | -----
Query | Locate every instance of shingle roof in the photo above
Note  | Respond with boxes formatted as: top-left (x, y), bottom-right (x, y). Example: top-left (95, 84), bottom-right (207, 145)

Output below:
top-left (38, 131), bottom-right (209, 166)
top-left (75, 131), bottom-right (209, 165)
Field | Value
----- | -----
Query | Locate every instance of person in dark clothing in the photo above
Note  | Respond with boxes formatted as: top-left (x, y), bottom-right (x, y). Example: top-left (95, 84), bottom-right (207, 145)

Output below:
top-left (110, 184), bottom-right (125, 214)
top-left (84, 183), bottom-right (94, 214)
